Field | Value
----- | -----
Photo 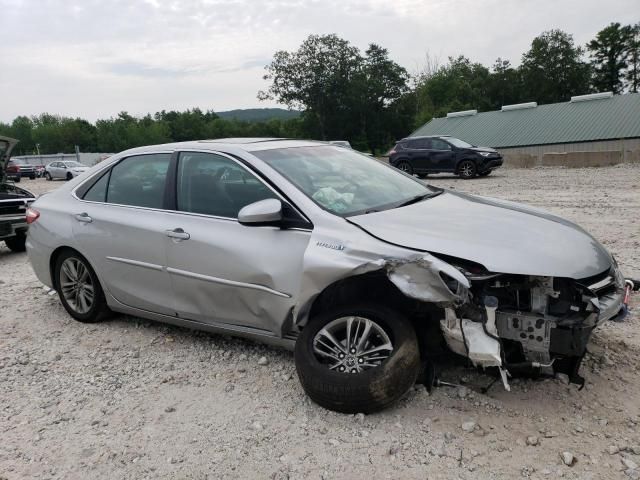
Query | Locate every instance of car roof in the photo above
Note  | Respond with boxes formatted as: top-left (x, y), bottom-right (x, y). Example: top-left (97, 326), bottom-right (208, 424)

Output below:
top-left (399, 135), bottom-right (451, 142)
top-left (118, 138), bottom-right (329, 156)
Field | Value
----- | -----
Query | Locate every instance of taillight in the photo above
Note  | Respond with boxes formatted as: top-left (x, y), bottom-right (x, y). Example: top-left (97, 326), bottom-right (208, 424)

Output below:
top-left (7, 164), bottom-right (19, 173)
top-left (389, 149), bottom-right (396, 155)
top-left (26, 207), bottom-right (40, 224)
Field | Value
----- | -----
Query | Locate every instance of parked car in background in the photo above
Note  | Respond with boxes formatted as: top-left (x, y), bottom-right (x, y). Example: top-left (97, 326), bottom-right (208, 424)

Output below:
top-left (389, 135), bottom-right (503, 179)
top-left (26, 138), bottom-right (626, 413)
top-left (45, 161), bottom-right (90, 181)
top-left (0, 136), bottom-right (36, 251)
top-left (5, 158), bottom-right (37, 182)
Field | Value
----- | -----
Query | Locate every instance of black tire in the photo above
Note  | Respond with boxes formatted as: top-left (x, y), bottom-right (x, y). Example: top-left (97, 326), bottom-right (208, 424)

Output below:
top-left (45, 172), bottom-right (52, 181)
top-left (295, 304), bottom-right (420, 413)
top-left (457, 160), bottom-right (477, 179)
top-left (14, 176), bottom-right (20, 183)
top-left (53, 250), bottom-right (110, 323)
top-left (417, 173), bottom-right (429, 179)
top-left (4, 232), bottom-right (26, 252)
top-left (29, 174), bottom-right (36, 180)
top-left (395, 160), bottom-right (414, 175)
top-left (66, 172), bottom-right (73, 181)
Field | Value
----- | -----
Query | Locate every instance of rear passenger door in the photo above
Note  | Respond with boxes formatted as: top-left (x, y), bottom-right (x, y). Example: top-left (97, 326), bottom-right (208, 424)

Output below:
top-left (72, 152), bottom-right (177, 315)
top-left (163, 151), bottom-right (312, 335)
top-left (406, 139), bottom-right (432, 171)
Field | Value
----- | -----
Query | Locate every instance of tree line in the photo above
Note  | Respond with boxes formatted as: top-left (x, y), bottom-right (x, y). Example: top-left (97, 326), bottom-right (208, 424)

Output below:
top-left (2, 21), bottom-right (638, 156)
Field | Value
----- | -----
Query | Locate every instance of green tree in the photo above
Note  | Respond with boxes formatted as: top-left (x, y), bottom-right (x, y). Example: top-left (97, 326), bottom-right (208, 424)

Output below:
top-left (487, 58), bottom-right (524, 108)
top-left (588, 22), bottom-right (632, 93)
top-left (354, 44), bottom-right (409, 153)
top-left (520, 29), bottom-right (592, 103)
top-left (414, 56), bottom-right (492, 121)
top-left (258, 34), bottom-right (362, 140)
top-left (627, 23), bottom-right (640, 92)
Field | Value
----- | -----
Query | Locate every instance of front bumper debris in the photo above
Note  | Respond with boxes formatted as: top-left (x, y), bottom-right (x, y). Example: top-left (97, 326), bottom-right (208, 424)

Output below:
top-left (439, 267), bottom-right (627, 389)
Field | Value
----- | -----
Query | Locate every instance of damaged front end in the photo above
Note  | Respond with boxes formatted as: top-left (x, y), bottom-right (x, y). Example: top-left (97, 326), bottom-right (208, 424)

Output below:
top-left (440, 261), bottom-right (627, 389)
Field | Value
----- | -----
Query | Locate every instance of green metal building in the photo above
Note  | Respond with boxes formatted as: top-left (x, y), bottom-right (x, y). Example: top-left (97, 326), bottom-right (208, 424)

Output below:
top-left (412, 92), bottom-right (640, 165)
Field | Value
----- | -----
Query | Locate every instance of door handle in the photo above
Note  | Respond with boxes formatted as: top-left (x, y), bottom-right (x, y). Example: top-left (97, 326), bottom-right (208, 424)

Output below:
top-left (165, 228), bottom-right (190, 240)
top-left (74, 212), bottom-right (92, 223)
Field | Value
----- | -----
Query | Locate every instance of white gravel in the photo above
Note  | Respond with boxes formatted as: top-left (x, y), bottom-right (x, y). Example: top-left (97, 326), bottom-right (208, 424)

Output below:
top-left (1, 166), bottom-right (639, 479)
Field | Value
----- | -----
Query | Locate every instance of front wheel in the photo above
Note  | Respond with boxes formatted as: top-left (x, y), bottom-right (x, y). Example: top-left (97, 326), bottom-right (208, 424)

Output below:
top-left (66, 172), bottom-right (73, 181)
top-left (295, 304), bottom-right (420, 413)
top-left (54, 250), bottom-right (110, 323)
top-left (458, 160), bottom-right (477, 179)
top-left (45, 172), bottom-right (52, 181)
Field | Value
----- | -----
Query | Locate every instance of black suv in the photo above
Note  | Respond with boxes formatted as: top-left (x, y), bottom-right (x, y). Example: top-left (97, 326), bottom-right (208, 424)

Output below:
top-left (388, 135), bottom-right (503, 179)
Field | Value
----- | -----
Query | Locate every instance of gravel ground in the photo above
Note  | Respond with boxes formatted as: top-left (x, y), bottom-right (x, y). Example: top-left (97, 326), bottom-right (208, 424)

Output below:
top-left (1, 166), bottom-right (639, 480)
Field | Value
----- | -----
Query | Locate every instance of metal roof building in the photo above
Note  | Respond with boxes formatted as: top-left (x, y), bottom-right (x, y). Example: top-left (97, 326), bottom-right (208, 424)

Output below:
top-left (412, 92), bottom-right (640, 166)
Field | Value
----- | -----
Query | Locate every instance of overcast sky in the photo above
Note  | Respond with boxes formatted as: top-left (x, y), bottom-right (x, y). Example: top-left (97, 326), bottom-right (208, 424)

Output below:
top-left (1, 0), bottom-right (637, 122)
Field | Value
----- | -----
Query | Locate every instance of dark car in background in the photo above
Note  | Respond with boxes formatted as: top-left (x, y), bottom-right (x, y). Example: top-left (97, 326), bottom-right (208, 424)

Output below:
top-left (1, 136), bottom-right (36, 251)
top-left (389, 135), bottom-right (503, 179)
top-left (5, 158), bottom-right (37, 182)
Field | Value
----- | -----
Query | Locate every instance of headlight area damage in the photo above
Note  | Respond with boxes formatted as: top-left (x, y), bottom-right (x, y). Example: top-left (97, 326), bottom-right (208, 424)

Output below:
top-left (295, 235), bottom-right (627, 392)
top-left (440, 265), bottom-right (626, 390)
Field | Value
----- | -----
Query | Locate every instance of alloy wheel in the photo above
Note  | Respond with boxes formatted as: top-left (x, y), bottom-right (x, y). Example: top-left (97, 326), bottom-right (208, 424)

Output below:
top-left (312, 316), bottom-right (393, 374)
top-left (459, 161), bottom-right (476, 178)
top-left (59, 257), bottom-right (95, 314)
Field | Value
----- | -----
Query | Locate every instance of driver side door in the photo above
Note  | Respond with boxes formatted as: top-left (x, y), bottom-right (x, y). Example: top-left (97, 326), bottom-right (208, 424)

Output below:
top-left (428, 138), bottom-right (456, 171)
top-left (164, 151), bottom-right (312, 335)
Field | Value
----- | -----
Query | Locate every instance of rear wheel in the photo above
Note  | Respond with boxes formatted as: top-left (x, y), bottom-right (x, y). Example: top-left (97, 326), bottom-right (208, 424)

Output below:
top-left (54, 250), bottom-right (110, 323)
top-left (66, 172), bottom-right (73, 181)
top-left (458, 160), bottom-right (477, 179)
top-left (295, 304), bottom-right (420, 413)
top-left (14, 176), bottom-right (20, 183)
top-left (4, 232), bottom-right (26, 252)
top-left (396, 160), bottom-right (414, 175)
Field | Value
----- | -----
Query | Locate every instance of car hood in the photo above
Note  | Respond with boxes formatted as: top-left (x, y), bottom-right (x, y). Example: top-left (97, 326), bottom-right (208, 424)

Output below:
top-left (349, 190), bottom-right (612, 279)
top-left (468, 146), bottom-right (497, 153)
top-left (0, 135), bottom-right (19, 182)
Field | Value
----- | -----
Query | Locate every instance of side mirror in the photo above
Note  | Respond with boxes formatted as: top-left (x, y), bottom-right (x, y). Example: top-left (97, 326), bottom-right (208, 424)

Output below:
top-left (238, 199), bottom-right (283, 227)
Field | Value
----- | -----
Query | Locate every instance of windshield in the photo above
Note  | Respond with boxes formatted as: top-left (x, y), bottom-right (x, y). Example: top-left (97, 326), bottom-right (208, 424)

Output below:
top-left (64, 161), bottom-right (84, 167)
top-left (253, 146), bottom-right (434, 216)
top-left (446, 137), bottom-right (473, 148)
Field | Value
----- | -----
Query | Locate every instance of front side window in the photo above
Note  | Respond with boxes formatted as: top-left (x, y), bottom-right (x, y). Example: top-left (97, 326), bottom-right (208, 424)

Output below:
top-left (106, 153), bottom-right (171, 208)
top-left (176, 152), bottom-right (275, 218)
top-left (64, 161), bottom-right (84, 168)
top-left (446, 137), bottom-right (473, 148)
top-left (254, 146), bottom-right (435, 216)
top-left (430, 138), bottom-right (452, 150)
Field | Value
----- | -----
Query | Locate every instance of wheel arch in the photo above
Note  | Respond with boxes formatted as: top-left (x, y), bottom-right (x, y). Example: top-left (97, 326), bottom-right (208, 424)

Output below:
top-left (49, 246), bottom-right (102, 291)
top-left (304, 270), bottom-right (446, 358)
top-left (454, 157), bottom-right (477, 173)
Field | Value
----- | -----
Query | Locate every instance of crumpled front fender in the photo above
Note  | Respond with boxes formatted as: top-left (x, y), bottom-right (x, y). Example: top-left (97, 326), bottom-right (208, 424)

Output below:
top-left (293, 226), bottom-right (470, 327)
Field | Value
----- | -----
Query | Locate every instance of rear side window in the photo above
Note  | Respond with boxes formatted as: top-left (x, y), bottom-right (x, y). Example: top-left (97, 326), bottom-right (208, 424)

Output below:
top-left (82, 171), bottom-right (110, 202)
top-left (176, 152), bottom-right (275, 218)
top-left (105, 153), bottom-right (171, 208)
top-left (408, 139), bottom-right (431, 149)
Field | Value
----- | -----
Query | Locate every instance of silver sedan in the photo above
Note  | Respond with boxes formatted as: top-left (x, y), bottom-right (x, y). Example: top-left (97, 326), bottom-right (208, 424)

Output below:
top-left (26, 139), bottom-right (626, 412)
